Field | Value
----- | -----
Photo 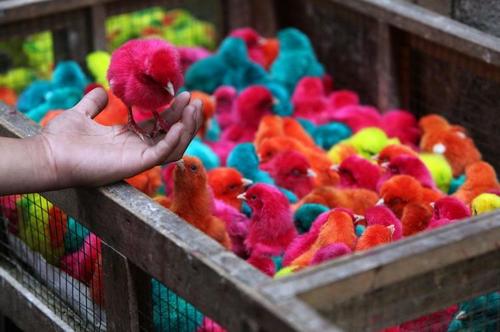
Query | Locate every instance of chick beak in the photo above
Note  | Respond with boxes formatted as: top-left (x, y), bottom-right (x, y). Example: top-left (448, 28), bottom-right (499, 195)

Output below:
top-left (272, 97), bottom-right (280, 106)
top-left (258, 37), bottom-right (266, 46)
top-left (237, 193), bottom-right (247, 201)
top-left (330, 165), bottom-right (340, 172)
top-left (307, 169), bottom-right (317, 178)
top-left (242, 178), bottom-right (253, 187)
top-left (380, 162), bottom-right (390, 169)
top-left (176, 159), bottom-right (185, 171)
top-left (455, 311), bottom-right (467, 320)
top-left (165, 81), bottom-right (175, 96)
top-left (371, 154), bottom-right (380, 161)
top-left (387, 224), bottom-right (395, 236)
top-left (353, 214), bottom-right (364, 223)
top-left (430, 202), bottom-right (435, 208)
top-left (376, 198), bottom-right (385, 206)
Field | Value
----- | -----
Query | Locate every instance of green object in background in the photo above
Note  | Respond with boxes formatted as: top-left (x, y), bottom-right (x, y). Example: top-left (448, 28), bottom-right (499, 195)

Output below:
top-left (0, 67), bottom-right (36, 93)
top-left (64, 217), bottom-right (91, 254)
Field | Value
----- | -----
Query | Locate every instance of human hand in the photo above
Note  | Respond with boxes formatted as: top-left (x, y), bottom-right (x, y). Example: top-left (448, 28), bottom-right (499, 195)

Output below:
top-left (37, 87), bottom-right (202, 188)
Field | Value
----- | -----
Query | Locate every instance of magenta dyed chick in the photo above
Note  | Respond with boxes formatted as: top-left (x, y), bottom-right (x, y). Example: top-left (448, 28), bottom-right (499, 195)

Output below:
top-left (260, 150), bottom-right (315, 198)
top-left (377, 155), bottom-right (436, 192)
top-left (364, 206), bottom-right (403, 240)
top-left (107, 39), bottom-right (183, 139)
top-left (310, 242), bottom-right (352, 265)
top-left (222, 86), bottom-right (274, 143)
top-left (335, 155), bottom-right (382, 191)
top-left (214, 85), bottom-right (237, 130)
top-left (426, 196), bottom-right (470, 230)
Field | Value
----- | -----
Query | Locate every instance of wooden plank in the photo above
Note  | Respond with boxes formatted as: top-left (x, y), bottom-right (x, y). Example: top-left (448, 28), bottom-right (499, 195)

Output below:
top-left (0, 105), bottom-right (339, 332)
top-left (452, 0), bottom-right (500, 38)
top-left (102, 243), bottom-right (152, 332)
top-left (221, 0), bottom-right (253, 34)
top-left (250, 0), bottom-right (277, 37)
top-left (0, 0), bottom-right (112, 25)
top-left (89, 4), bottom-right (107, 51)
top-left (261, 212), bottom-right (500, 328)
top-left (375, 20), bottom-right (399, 110)
top-left (322, 0), bottom-right (500, 66)
top-left (324, 249), bottom-right (500, 330)
top-left (0, 265), bottom-right (74, 332)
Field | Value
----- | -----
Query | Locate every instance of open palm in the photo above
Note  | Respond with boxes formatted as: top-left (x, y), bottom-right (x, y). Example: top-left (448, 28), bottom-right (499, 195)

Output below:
top-left (39, 88), bottom-right (202, 188)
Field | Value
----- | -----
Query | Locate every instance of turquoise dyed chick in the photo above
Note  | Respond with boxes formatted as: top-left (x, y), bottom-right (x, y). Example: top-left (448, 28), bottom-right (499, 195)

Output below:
top-left (185, 137), bottom-right (220, 170)
top-left (294, 203), bottom-right (329, 233)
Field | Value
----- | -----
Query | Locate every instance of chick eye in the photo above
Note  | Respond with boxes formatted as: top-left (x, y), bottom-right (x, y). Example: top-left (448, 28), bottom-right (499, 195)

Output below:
top-left (229, 184), bottom-right (237, 190)
top-left (390, 198), bottom-right (403, 206)
top-left (251, 195), bottom-right (257, 200)
top-left (291, 169), bottom-right (301, 176)
top-left (190, 165), bottom-right (198, 172)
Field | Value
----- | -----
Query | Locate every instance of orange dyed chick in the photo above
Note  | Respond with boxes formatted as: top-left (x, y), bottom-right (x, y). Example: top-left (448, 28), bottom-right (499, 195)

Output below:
top-left (170, 156), bottom-right (231, 249)
top-left (454, 161), bottom-right (500, 204)
top-left (207, 167), bottom-right (252, 210)
top-left (191, 91), bottom-right (215, 139)
top-left (291, 209), bottom-right (356, 268)
top-left (125, 166), bottom-right (162, 197)
top-left (355, 224), bottom-right (394, 251)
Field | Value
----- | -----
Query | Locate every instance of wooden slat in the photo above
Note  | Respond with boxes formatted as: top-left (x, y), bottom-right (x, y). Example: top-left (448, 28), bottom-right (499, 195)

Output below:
top-left (322, 0), bottom-right (500, 66)
top-left (102, 243), bottom-right (151, 332)
top-left (0, 104), bottom-right (339, 332)
top-left (0, 266), bottom-right (74, 332)
top-left (261, 212), bottom-right (500, 329)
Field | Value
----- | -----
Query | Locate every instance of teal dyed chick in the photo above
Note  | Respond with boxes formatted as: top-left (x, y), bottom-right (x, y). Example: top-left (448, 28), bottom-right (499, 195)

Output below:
top-left (51, 61), bottom-right (89, 91)
top-left (152, 279), bottom-right (203, 332)
top-left (313, 122), bottom-right (352, 150)
top-left (26, 87), bottom-right (82, 122)
top-left (448, 292), bottom-right (500, 332)
top-left (449, 174), bottom-right (466, 195)
top-left (297, 118), bottom-right (316, 137)
top-left (16, 80), bottom-right (52, 113)
top-left (205, 117), bottom-right (220, 142)
top-left (185, 137), bottom-right (220, 170)
top-left (63, 217), bottom-right (90, 254)
top-left (294, 203), bottom-right (329, 233)
top-left (263, 81), bottom-right (293, 116)
top-left (270, 28), bottom-right (325, 93)
top-left (226, 143), bottom-right (297, 203)
top-left (185, 37), bottom-right (268, 93)
top-left (355, 225), bottom-right (366, 237)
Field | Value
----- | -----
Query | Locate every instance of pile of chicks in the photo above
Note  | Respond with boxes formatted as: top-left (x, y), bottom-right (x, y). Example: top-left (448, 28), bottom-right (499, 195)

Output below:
top-left (2, 23), bottom-right (500, 332)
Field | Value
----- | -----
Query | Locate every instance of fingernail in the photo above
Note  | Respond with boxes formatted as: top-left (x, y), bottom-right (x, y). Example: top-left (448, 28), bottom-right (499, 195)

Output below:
top-left (192, 99), bottom-right (203, 109)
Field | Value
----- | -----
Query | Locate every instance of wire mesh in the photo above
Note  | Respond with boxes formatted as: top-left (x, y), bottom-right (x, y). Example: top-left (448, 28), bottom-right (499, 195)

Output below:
top-left (0, 193), bottom-right (106, 331)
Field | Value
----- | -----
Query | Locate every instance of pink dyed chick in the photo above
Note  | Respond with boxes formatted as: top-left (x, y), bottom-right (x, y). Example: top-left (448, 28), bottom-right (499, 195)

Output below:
top-left (230, 27), bottom-right (266, 67)
top-left (377, 155), bottom-right (436, 191)
top-left (310, 243), bottom-right (352, 266)
top-left (382, 110), bottom-right (420, 147)
top-left (214, 86), bottom-right (237, 130)
top-left (364, 206), bottom-right (403, 240)
top-left (213, 199), bottom-right (250, 259)
top-left (334, 155), bottom-right (382, 192)
top-left (177, 46), bottom-right (211, 73)
top-left (107, 39), bottom-right (183, 139)
top-left (222, 86), bottom-right (275, 143)
top-left (260, 150), bottom-right (315, 198)
top-left (241, 184), bottom-right (297, 255)
top-left (60, 234), bottom-right (101, 285)
top-left (330, 105), bottom-right (383, 132)
top-left (426, 196), bottom-right (470, 230)
top-left (291, 77), bottom-right (329, 124)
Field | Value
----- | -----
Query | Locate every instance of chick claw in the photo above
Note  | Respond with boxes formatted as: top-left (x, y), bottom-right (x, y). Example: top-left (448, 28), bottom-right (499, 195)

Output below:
top-left (124, 108), bottom-right (150, 142)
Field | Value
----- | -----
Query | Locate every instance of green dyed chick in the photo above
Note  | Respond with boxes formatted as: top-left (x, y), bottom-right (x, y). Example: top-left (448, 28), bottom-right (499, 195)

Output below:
top-left (86, 51), bottom-right (111, 88)
top-left (17, 193), bottom-right (67, 265)
top-left (342, 127), bottom-right (396, 159)
top-left (419, 153), bottom-right (453, 193)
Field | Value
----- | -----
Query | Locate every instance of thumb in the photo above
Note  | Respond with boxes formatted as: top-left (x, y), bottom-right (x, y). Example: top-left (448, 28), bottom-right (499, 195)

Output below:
top-left (72, 87), bottom-right (109, 119)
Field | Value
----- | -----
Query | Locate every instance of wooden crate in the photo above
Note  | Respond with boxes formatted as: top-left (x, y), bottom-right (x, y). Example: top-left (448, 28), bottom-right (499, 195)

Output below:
top-left (1, 0), bottom-right (500, 331)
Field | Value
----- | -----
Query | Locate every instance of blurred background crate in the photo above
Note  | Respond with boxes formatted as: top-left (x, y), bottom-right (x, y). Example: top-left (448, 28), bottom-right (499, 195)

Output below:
top-left (1, 0), bottom-right (500, 331)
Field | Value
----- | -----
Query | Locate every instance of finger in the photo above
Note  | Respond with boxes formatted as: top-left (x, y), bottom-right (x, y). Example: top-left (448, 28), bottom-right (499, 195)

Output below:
top-left (72, 87), bottom-right (108, 118)
top-left (169, 105), bottom-right (198, 160)
top-left (161, 91), bottom-right (191, 125)
top-left (143, 122), bottom-right (184, 167)
top-left (190, 99), bottom-right (203, 133)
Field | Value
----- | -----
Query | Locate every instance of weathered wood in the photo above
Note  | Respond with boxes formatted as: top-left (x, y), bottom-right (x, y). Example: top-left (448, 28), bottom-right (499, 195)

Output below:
top-left (452, 0), bottom-right (500, 38)
top-left (412, 0), bottom-right (452, 16)
top-left (249, 0), bottom-right (277, 37)
top-left (323, 0), bottom-right (500, 66)
top-left (89, 4), bottom-right (107, 51)
top-left (375, 20), bottom-right (399, 110)
top-left (221, 0), bottom-right (253, 34)
top-left (102, 243), bottom-right (152, 332)
top-left (0, 104), bottom-right (338, 332)
top-left (261, 212), bottom-right (500, 328)
top-left (0, 265), bottom-right (74, 332)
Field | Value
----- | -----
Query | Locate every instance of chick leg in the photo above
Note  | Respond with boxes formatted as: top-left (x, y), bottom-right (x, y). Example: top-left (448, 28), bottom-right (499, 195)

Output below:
top-left (150, 110), bottom-right (172, 138)
top-left (126, 107), bottom-right (149, 141)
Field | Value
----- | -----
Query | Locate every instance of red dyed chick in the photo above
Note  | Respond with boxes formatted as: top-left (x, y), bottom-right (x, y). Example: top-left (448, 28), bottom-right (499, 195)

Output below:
top-left (107, 39), bottom-right (183, 139)
top-left (207, 167), bottom-right (252, 210)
